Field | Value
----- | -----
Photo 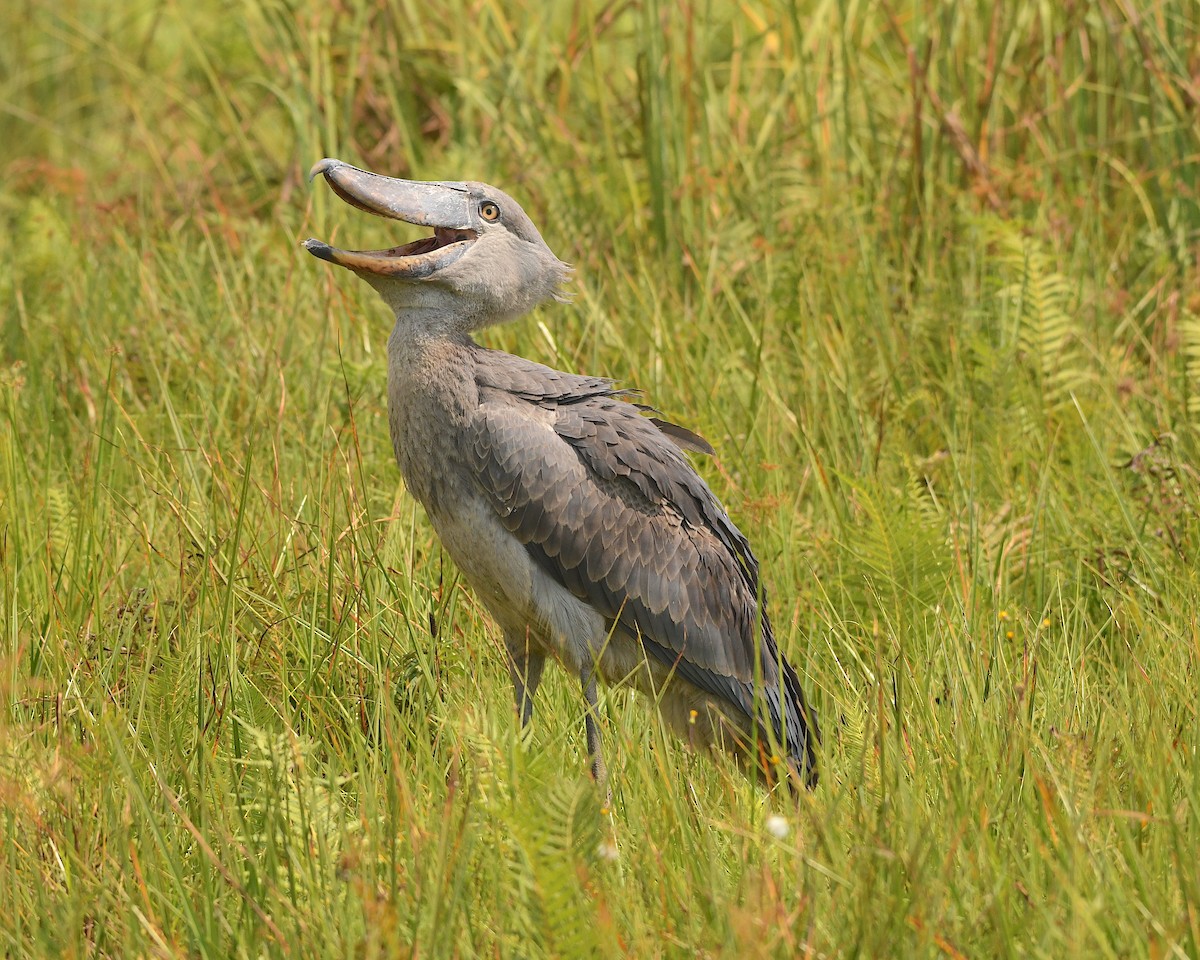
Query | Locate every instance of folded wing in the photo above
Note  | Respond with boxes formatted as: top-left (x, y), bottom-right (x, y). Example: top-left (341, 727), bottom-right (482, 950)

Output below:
top-left (469, 350), bottom-right (818, 781)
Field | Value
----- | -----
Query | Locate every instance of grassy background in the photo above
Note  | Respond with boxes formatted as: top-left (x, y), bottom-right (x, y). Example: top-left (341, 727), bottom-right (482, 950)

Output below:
top-left (2, 0), bottom-right (1199, 955)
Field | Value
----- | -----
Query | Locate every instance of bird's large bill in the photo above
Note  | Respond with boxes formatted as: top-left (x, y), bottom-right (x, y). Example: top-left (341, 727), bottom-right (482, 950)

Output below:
top-left (304, 158), bottom-right (477, 278)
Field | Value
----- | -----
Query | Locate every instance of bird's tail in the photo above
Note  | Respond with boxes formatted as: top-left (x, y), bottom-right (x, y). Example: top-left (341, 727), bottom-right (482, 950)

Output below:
top-left (778, 657), bottom-right (820, 788)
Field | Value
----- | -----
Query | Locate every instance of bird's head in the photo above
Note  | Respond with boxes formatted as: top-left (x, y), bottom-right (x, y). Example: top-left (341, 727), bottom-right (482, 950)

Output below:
top-left (304, 159), bottom-right (571, 331)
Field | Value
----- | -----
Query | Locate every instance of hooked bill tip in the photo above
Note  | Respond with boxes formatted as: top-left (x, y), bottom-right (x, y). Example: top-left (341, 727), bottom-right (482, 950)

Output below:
top-left (308, 158), bottom-right (342, 182)
top-left (302, 238), bottom-right (337, 263)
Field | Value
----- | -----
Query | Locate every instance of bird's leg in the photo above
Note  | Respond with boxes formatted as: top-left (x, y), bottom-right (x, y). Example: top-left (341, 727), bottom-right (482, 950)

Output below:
top-left (504, 629), bottom-right (545, 728)
top-left (581, 666), bottom-right (611, 806)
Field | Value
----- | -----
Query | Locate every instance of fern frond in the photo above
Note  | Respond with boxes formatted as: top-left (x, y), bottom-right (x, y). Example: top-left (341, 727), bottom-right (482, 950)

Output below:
top-left (981, 217), bottom-right (1088, 412)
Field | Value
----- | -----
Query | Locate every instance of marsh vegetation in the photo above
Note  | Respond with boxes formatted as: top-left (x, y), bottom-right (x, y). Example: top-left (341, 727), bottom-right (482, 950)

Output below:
top-left (2, 1), bottom-right (1199, 955)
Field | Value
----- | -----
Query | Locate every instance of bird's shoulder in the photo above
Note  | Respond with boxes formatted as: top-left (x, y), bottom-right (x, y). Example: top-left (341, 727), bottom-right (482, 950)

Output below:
top-left (470, 344), bottom-right (714, 453)
top-left (464, 346), bottom-right (774, 687)
top-left (471, 344), bottom-right (621, 406)
top-left (467, 343), bottom-right (752, 561)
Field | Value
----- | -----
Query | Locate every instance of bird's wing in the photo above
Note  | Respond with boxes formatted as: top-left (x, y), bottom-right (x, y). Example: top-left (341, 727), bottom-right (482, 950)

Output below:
top-left (473, 346), bottom-right (621, 404)
top-left (472, 346), bottom-right (714, 453)
top-left (467, 376), bottom-right (817, 771)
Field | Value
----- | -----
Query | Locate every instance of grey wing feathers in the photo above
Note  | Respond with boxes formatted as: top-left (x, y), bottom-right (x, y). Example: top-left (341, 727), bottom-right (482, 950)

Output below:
top-left (473, 348), bottom-right (622, 405)
top-left (646, 417), bottom-right (715, 455)
top-left (474, 349), bottom-right (712, 454)
top-left (468, 347), bottom-right (819, 781)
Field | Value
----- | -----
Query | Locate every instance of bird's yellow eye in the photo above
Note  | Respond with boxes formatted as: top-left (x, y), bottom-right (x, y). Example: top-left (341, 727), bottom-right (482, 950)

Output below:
top-left (479, 201), bottom-right (501, 222)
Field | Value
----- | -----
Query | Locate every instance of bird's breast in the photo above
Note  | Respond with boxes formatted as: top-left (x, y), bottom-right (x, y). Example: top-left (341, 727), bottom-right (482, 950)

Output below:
top-left (424, 487), bottom-right (606, 668)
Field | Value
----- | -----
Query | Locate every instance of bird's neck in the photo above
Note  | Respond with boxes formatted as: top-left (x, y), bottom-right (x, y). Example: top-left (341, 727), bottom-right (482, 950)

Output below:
top-left (385, 313), bottom-right (479, 516)
top-left (386, 312), bottom-right (475, 379)
top-left (372, 282), bottom-right (482, 335)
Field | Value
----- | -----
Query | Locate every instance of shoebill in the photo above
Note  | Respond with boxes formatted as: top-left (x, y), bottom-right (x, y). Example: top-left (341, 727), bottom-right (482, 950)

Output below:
top-left (304, 159), bottom-right (819, 790)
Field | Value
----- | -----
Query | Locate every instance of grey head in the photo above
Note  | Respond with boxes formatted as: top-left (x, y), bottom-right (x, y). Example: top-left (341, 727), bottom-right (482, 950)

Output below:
top-left (303, 158), bottom-right (571, 331)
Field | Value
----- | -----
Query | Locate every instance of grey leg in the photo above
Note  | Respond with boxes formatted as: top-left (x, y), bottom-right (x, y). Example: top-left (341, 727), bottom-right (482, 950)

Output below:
top-left (504, 629), bottom-right (545, 728)
top-left (581, 667), bottom-right (610, 803)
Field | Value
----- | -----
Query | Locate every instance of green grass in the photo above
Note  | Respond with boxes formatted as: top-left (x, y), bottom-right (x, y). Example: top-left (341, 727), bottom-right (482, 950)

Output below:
top-left (2, 0), bottom-right (1199, 955)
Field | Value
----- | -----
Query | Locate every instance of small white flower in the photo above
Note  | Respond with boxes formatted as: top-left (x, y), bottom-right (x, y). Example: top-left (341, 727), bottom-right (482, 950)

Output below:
top-left (765, 814), bottom-right (789, 840)
top-left (596, 838), bottom-right (619, 861)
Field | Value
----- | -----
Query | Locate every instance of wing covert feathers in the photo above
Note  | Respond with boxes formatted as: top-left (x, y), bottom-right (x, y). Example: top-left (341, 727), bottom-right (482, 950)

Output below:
top-left (469, 346), bottom-right (818, 783)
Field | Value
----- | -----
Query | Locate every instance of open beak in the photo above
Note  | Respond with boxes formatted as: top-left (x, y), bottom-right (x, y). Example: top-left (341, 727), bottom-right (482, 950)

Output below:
top-left (303, 158), bottom-right (477, 278)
